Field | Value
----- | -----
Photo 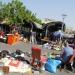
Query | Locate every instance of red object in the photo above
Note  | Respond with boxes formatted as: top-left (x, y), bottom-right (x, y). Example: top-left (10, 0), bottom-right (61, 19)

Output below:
top-left (7, 34), bottom-right (14, 45)
top-left (8, 59), bottom-right (20, 67)
top-left (32, 46), bottom-right (41, 51)
top-left (7, 34), bottom-right (19, 45)
top-left (31, 46), bottom-right (41, 67)
top-left (31, 46), bottom-right (41, 60)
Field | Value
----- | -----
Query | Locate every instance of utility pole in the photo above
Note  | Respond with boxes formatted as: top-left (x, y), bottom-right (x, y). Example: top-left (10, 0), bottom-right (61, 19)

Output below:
top-left (62, 14), bottom-right (67, 31)
top-left (60, 14), bottom-right (67, 49)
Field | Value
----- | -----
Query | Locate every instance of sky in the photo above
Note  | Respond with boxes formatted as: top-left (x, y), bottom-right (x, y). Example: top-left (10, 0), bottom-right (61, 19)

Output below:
top-left (1, 0), bottom-right (75, 29)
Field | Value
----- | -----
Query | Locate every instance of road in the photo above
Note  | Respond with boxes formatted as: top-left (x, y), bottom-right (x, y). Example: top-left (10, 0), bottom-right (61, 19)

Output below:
top-left (0, 41), bottom-right (75, 75)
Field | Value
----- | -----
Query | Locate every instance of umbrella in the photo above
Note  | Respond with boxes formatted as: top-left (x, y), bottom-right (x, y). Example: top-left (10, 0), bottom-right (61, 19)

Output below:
top-left (53, 30), bottom-right (64, 38)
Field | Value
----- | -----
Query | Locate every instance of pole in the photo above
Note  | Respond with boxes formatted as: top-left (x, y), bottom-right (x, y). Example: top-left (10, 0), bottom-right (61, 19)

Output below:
top-left (60, 14), bottom-right (67, 49)
top-left (45, 25), bottom-right (49, 37)
top-left (45, 26), bottom-right (48, 37)
top-left (62, 14), bottom-right (67, 31)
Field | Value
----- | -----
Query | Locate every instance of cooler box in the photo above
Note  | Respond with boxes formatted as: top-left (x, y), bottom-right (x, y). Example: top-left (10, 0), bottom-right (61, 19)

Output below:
top-left (31, 46), bottom-right (41, 60)
top-left (7, 34), bottom-right (14, 45)
top-left (31, 46), bottom-right (41, 66)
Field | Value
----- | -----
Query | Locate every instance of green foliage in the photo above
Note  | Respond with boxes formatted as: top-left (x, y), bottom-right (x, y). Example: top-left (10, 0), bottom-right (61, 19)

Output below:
top-left (0, 0), bottom-right (42, 25)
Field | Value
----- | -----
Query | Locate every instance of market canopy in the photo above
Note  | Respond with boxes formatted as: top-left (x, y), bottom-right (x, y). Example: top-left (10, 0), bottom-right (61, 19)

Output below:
top-left (34, 22), bottom-right (42, 29)
top-left (42, 21), bottom-right (66, 32)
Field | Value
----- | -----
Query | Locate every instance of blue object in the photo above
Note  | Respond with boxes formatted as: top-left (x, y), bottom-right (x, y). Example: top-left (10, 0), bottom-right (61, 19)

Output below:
top-left (45, 58), bottom-right (61, 73)
top-left (53, 31), bottom-right (64, 37)
top-left (62, 46), bottom-right (73, 62)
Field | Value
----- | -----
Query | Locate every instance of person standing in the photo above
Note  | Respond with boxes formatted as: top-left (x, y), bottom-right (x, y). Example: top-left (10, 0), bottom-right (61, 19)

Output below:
top-left (30, 30), bottom-right (36, 44)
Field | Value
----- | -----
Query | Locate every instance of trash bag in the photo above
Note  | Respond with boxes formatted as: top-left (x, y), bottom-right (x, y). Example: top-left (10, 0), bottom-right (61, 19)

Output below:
top-left (10, 50), bottom-right (23, 58)
top-left (10, 52), bottom-right (16, 58)
top-left (15, 56), bottom-right (30, 64)
top-left (16, 49), bottom-right (22, 55)
top-left (45, 58), bottom-right (61, 73)
top-left (1, 50), bottom-right (9, 55)
top-left (1, 50), bottom-right (9, 58)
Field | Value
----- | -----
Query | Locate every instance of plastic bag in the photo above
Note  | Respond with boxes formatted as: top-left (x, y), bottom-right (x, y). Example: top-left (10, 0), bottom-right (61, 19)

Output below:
top-left (45, 58), bottom-right (61, 73)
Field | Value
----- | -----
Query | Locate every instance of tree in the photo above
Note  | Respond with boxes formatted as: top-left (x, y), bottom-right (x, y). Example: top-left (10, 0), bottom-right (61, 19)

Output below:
top-left (0, 1), bottom-right (5, 20)
top-left (0, 0), bottom-right (42, 25)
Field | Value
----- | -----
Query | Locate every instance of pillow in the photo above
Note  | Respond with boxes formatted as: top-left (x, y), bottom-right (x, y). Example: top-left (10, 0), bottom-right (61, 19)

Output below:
top-left (45, 58), bottom-right (61, 73)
